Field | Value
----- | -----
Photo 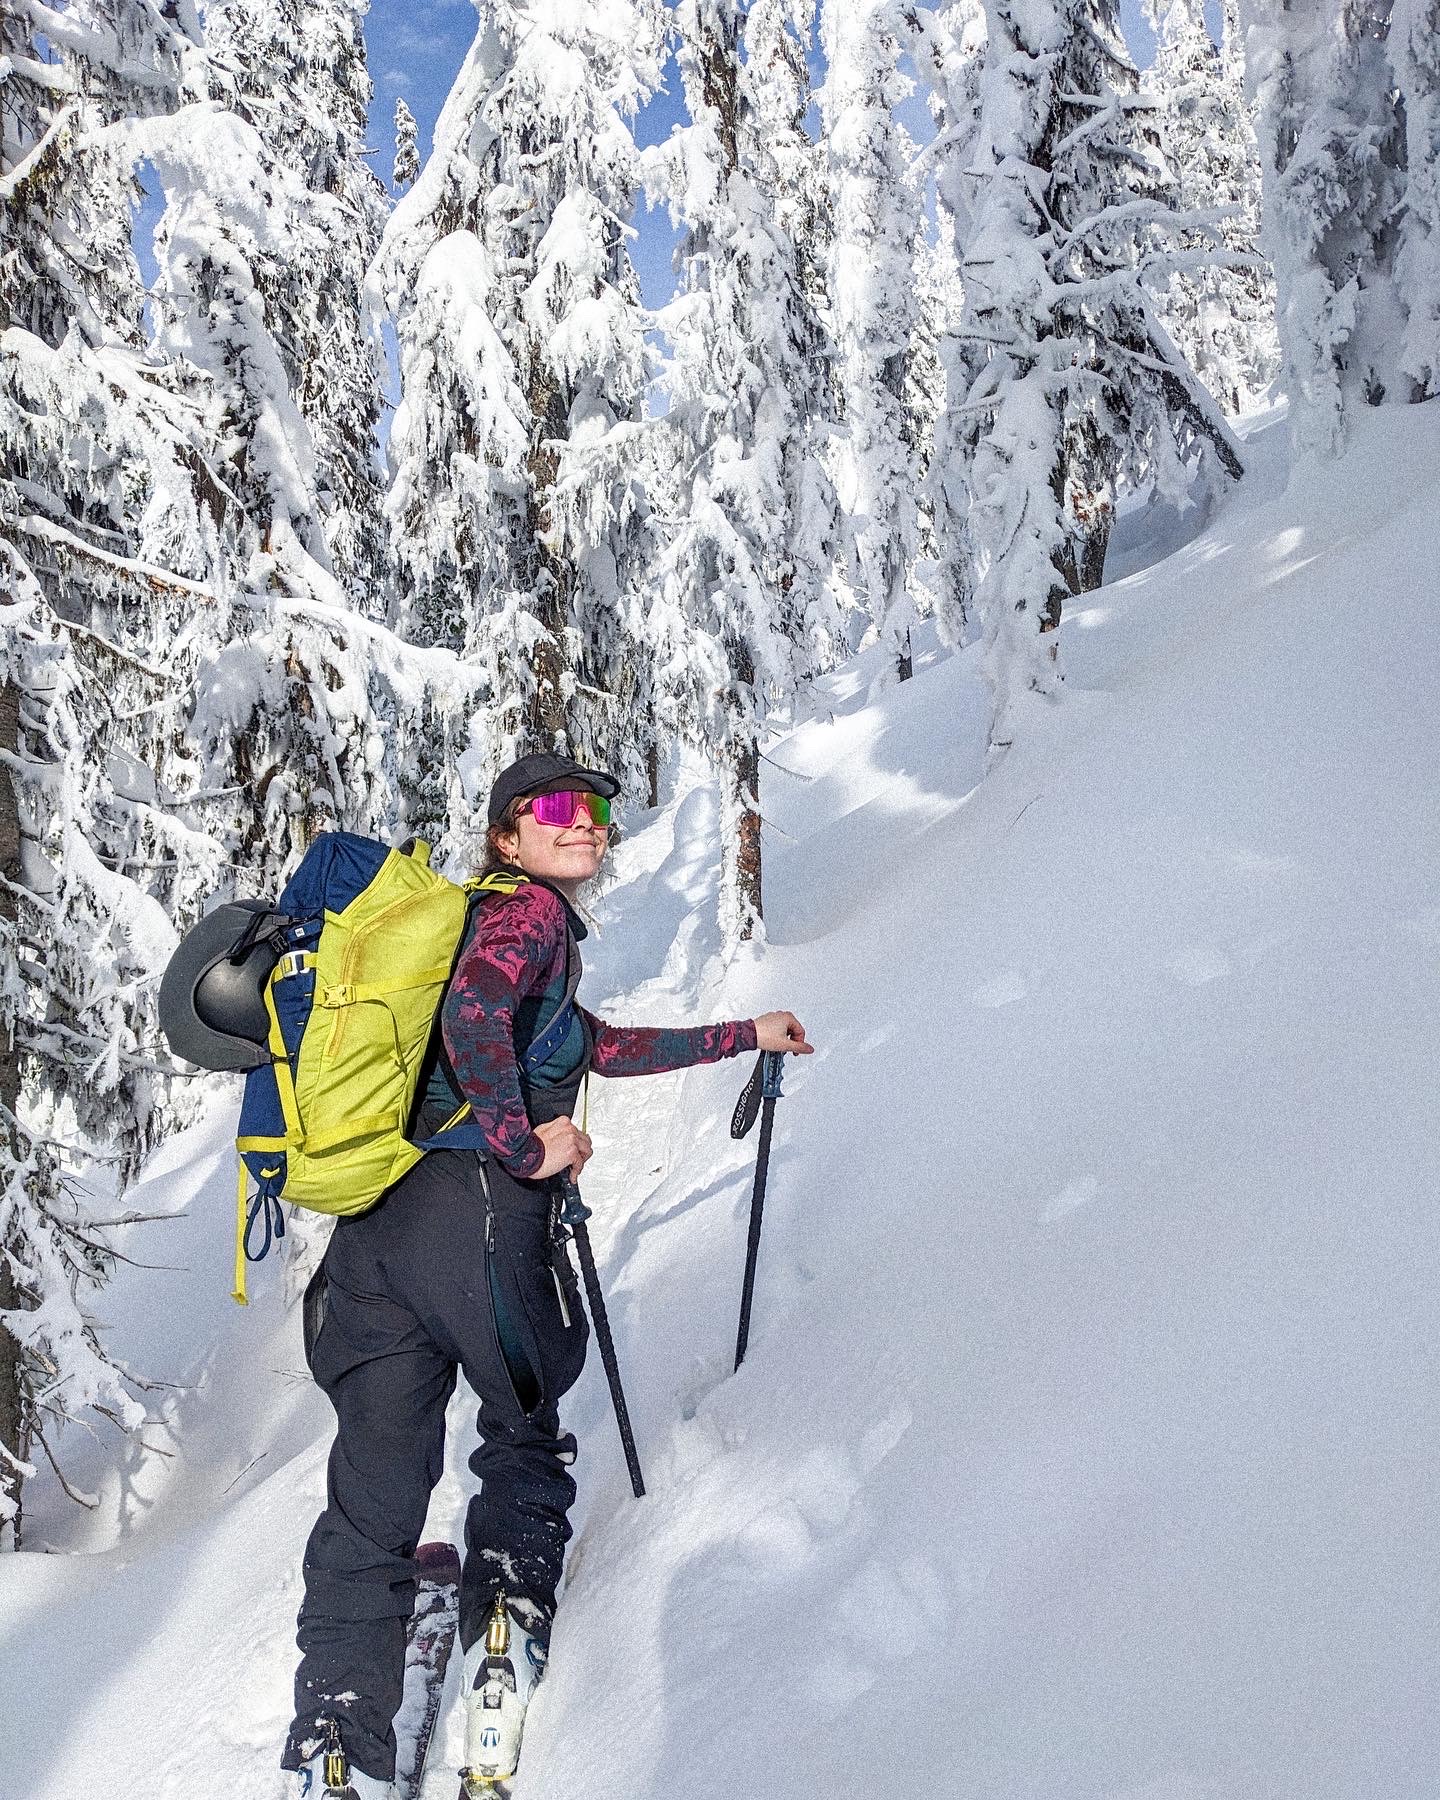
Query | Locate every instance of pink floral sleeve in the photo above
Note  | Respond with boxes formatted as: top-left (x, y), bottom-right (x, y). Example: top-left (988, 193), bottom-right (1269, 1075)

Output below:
top-left (578, 1008), bottom-right (757, 1076)
top-left (440, 885), bottom-right (568, 1177)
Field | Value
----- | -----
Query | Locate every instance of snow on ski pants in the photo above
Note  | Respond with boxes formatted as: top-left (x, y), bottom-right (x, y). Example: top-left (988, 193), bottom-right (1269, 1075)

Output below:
top-left (281, 1147), bottom-right (589, 1782)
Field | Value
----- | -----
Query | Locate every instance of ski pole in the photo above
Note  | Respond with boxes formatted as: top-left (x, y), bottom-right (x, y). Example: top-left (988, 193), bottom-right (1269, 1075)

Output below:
top-left (731, 1050), bottom-right (786, 1372)
top-left (556, 1173), bottom-right (646, 1499)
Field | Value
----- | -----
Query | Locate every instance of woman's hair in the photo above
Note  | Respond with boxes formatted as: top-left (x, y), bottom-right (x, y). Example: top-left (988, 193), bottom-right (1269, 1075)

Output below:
top-left (480, 796), bottom-right (528, 875)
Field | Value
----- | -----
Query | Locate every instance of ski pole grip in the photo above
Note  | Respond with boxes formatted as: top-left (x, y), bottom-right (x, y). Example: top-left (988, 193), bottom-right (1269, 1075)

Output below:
top-left (731, 1051), bottom-right (787, 1140)
top-left (557, 1173), bottom-right (592, 1226)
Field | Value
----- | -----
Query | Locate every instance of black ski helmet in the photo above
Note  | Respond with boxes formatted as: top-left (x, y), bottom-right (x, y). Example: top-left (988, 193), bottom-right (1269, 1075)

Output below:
top-left (158, 899), bottom-right (292, 1071)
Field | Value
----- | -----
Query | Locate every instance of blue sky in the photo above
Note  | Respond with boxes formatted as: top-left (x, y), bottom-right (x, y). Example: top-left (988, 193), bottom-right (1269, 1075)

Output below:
top-left (363, 0), bottom-right (1167, 309)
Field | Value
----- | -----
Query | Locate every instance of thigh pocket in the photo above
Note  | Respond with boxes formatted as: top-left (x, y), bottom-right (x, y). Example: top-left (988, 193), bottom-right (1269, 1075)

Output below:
top-left (527, 1239), bottom-right (590, 1403)
top-left (492, 1212), bottom-right (589, 1409)
top-left (302, 1263), bottom-right (328, 1374)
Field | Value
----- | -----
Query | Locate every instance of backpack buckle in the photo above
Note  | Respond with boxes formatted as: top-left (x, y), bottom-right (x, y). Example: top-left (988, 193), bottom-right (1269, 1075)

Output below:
top-left (275, 950), bottom-right (309, 981)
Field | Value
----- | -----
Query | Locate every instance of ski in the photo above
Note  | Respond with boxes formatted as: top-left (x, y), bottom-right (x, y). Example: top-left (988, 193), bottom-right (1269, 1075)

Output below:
top-left (393, 1541), bottom-right (462, 1800)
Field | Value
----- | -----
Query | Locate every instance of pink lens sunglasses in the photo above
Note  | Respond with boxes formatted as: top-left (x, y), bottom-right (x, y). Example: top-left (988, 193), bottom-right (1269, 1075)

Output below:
top-left (518, 789), bottom-right (612, 829)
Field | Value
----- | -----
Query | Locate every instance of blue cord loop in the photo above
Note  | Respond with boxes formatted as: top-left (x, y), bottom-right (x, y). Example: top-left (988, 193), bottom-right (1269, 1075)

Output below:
top-left (244, 1189), bottom-right (287, 1263)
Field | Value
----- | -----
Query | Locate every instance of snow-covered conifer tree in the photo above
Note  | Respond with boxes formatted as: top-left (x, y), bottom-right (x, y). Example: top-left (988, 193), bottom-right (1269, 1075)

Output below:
top-left (394, 96), bottom-right (420, 192)
top-left (745, 0), bottom-right (845, 684)
top-left (0, 0), bottom-right (223, 1547)
top-left (907, 0), bottom-right (985, 647)
top-left (1241, 0), bottom-right (1407, 453)
top-left (643, 0), bottom-right (843, 941)
top-left (957, 0), bottom-right (1245, 759)
top-left (132, 0), bottom-right (402, 879)
top-left (376, 0), bottom-right (663, 822)
top-left (906, 224), bottom-right (945, 609)
top-left (231, 0), bottom-right (389, 614)
top-left (1145, 0), bottom-right (1279, 414)
top-left (153, 0), bottom-right (387, 612)
top-left (1, 0), bottom-right (417, 1540)
top-left (1388, 1), bottom-right (1440, 399)
top-left (0, 553), bottom-right (189, 1547)
top-left (819, 0), bottom-right (921, 682)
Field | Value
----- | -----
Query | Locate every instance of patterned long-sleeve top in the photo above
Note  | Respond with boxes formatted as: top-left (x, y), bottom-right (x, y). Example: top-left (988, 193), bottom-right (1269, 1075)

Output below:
top-left (440, 878), bottom-right (757, 1178)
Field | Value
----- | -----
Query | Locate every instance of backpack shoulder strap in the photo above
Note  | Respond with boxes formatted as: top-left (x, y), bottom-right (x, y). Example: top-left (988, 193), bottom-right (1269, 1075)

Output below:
top-left (447, 869), bottom-right (580, 1080)
top-left (466, 868), bottom-right (531, 899)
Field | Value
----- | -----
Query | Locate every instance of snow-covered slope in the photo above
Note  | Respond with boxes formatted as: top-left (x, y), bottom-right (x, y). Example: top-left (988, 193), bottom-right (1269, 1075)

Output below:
top-left (7, 405), bottom-right (1439, 1800)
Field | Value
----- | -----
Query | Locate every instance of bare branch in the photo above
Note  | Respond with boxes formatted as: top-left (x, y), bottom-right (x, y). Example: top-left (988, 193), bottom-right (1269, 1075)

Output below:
top-left (32, 1422), bottom-right (99, 1510)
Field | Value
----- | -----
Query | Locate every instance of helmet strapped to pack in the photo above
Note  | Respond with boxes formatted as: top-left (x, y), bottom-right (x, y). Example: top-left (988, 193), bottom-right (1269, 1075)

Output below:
top-left (159, 900), bottom-right (306, 1072)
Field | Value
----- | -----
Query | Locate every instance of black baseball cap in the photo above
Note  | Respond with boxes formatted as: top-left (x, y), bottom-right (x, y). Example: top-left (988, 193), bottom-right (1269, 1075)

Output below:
top-left (487, 751), bottom-right (620, 826)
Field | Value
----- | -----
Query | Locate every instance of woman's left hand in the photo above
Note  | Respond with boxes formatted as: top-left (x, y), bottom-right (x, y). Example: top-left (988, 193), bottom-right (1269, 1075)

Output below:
top-left (753, 1011), bottom-right (814, 1055)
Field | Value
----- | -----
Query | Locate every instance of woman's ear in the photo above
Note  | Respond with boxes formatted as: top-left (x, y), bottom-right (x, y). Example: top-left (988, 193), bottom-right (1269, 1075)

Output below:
top-left (494, 828), bottom-right (520, 865)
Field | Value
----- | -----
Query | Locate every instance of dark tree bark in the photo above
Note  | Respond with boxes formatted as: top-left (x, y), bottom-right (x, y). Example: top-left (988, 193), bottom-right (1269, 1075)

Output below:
top-left (0, 676), bottom-right (28, 1548)
top-left (732, 641), bottom-right (762, 939)
top-left (692, 7), bottom-right (765, 938)
top-left (735, 736), bottom-right (762, 941)
top-left (645, 732), bottom-right (660, 812)
top-left (524, 357), bottom-right (574, 753)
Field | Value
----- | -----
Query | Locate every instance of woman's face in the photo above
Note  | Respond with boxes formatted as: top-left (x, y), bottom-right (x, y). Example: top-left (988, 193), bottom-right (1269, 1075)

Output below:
top-left (497, 791), bottom-right (608, 889)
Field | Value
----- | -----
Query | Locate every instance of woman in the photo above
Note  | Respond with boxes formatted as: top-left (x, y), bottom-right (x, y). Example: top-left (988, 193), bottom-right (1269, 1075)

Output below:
top-left (282, 751), bottom-right (811, 1799)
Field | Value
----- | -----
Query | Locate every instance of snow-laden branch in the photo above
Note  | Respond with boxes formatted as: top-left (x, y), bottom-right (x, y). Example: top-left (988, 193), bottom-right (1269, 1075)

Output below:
top-left (1055, 89), bottom-right (1158, 112)
top-left (1054, 197), bottom-right (1224, 254)
top-left (16, 0), bottom-right (193, 96)
top-left (0, 102), bottom-right (77, 202)
top-left (11, 515), bottom-right (218, 605)
top-left (909, 117), bottom-right (977, 176)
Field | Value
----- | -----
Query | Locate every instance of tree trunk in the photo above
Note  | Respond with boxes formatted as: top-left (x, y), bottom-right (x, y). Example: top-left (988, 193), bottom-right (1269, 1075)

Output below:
top-left (645, 731), bottom-right (660, 812)
top-left (735, 733), bottom-right (762, 941)
top-left (0, 676), bottom-right (28, 1549)
top-left (0, 1244), bottom-right (23, 1553)
top-left (1055, 411), bottom-right (1117, 599)
top-left (525, 354), bottom-right (573, 752)
top-left (732, 640), bottom-right (762, 939)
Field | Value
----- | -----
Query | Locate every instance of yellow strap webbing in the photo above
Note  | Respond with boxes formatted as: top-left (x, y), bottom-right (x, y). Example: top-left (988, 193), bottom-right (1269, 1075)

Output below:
top-left (264, 981), bottom-right (304, 1139)
top-left (316, 965), bottom-right (455, 1008)
top-left (303, 1113), bottom-right (398, 1155)
top-left (468, 870), bottom-right (530, 896)
top-left (233, 1159), bottom-right (249, 1306)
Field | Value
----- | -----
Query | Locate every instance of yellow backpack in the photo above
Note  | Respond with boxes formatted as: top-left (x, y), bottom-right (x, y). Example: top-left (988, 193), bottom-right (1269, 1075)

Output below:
top-left (230, 833), bottom-right (528, 1301)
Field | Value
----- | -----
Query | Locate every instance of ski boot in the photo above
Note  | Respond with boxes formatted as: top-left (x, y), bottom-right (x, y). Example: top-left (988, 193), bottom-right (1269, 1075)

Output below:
top-left (459, 1592), bottom-right (549, 1793)
top-left (294, 1717), bottom-right (395, 1798)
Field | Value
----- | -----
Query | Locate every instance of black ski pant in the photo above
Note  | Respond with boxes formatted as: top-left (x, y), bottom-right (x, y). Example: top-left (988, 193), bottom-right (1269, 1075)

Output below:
top-left (281, 1148), bottom-right (589, 1782)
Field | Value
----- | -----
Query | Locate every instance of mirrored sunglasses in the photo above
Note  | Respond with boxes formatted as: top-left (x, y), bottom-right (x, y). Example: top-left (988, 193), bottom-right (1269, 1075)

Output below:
top-left (520, 789), bottom-right (612, 829)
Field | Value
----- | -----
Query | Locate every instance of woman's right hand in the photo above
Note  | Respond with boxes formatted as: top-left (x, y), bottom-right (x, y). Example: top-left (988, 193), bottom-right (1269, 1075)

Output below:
top-left (532, 1116), bottom-right (593, 1182)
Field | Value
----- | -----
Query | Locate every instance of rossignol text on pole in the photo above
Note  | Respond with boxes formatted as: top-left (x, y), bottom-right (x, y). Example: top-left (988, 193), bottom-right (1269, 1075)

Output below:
top-left (731, 1049), bottom-right (786, 1371)
top-left (556, 1173), bottom-right (646, 1499)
